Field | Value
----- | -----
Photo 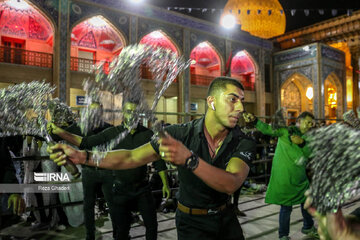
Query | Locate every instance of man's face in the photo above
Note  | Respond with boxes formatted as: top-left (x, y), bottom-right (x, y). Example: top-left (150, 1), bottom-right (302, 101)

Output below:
top-left (123, 102), bottom-right (137, 128)
top-left (299, 116), bottom-right (314, 134)
top-left (213, 84), bottom-right (245, 128)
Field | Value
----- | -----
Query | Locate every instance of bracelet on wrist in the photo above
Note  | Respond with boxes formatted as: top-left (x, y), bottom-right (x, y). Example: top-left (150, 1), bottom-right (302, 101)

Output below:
top-left (184, 151), bottom-right (199, 171)
top-left (85, 150), bottom-right (90, 164)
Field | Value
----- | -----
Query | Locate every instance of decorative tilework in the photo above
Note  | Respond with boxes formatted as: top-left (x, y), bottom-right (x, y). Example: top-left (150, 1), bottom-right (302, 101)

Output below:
top-left (279, 66), bottom-right (313, 86)
top-left (129, 16), bottom-right (137, 44)
top-left (274, 45), bottom-right (317, 65)
top-left (138, 18), bottom-right (183, 52)
top-left (322, 64), bottom-right (343, 83)
top-left (30, 0), bottom-right (59, 25)
top-left (59, 0), bottom-right (68, 102)
top-left (183, 29), bottom-right (191, 121)
top-left (313, 65), bottom-right (319, 117)
top-left (321, 45), bottom-right (345, 63)
top-left (85, 0), bottom-right (272, 50)
top-left (231, 42), bottom-right (260, 65)
top-left (264, 51), bottom-right (271, 64)
top-left (189, 31), bottom-right (225, 59)
top-left (321, 64), bottom-right (345, 118)
top-left (69, 1), bottom-right (130, 42)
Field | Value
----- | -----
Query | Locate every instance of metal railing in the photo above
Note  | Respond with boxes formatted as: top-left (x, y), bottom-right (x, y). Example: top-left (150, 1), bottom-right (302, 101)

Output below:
top-left (190, 74), bottom-right (215, 86)
top-left (0, 46), bottom-right (53, 68)
top-left (140, 65), bottom-right (178, 82)
top-left (70, 57), bottom-right (110, 73)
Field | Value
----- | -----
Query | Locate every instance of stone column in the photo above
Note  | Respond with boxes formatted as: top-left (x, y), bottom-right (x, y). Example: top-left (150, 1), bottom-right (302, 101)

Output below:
top-left (256, 49), bottom-right (266, 117)
top-left (58, 0), bottom-right (70, 104)
top-left (180, 29), bottom-right (191, 123)
top-left (351, 48), bottom-right (360, 112)
top-left (129, 15), bottom-right (137, 44)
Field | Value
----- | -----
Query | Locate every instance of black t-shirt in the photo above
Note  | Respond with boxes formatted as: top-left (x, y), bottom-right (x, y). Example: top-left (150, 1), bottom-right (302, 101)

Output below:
top-left (151, 117), bottom-right (256, 209)
top-left (0, 136), bottom-right (22, 184)
top-left (80, 124), bottom-right (167, 184)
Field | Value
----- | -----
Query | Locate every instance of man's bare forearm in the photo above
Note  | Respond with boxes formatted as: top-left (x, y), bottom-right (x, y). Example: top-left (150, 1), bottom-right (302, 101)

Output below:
top-left (56, 128), bottom-right (83, 147)
top-left (159, 170), bottom-right (169, 188)
top-left (83, 142), bottom-right (160, 170)
top-left (193, 159), bottom-right (249, 195)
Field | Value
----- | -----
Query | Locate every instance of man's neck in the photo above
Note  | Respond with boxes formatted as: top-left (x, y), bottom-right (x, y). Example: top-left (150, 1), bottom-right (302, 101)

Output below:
top-left (204, 113), bottom-right (229, 142)
top-left (124, 124), bottom-right (137, 134)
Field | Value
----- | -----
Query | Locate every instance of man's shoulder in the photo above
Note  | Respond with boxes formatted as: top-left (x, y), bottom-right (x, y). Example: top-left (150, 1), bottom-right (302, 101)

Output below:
top-left (166, 118), bottom-right (201, 130)
top-left (137, 125), bottom-right (153, 135)
top-left (233, 126), bottom-right (256, 144)
top-left (103, 122), bottom-right (113, 128)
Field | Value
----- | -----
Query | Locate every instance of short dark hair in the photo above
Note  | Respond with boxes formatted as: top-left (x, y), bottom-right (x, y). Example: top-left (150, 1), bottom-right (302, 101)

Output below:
top-left (207, 76), bottom-right (244, 96)
top-left (122, 94), bottom-right (141, 106)
top-left (297, 111), bottom-right (315, 121)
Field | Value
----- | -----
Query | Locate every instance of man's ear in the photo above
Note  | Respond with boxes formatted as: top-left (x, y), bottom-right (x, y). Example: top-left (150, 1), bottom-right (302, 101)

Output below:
top-left (206, 96), bottom-right (215, 110)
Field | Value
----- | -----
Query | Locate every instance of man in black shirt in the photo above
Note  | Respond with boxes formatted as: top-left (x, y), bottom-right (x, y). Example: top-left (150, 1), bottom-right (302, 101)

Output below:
top-left (49, 102), bottom-right (114, 240)
top-left (49, 77), bottom-right (256, 240)
top-left (51, 101), bottom-right (170, 240)
top-left (0, 135), bottom-right (25, 227)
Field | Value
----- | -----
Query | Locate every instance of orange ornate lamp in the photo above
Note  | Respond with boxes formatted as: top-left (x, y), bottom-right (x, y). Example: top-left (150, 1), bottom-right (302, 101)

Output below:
top-left (221, 0), bottom-right (286, 39)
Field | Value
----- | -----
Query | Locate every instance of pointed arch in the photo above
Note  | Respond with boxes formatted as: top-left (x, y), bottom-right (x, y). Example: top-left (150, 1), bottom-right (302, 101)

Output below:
top-left (324, 72), bottom-right (343, 120)
top-left (230, 50), bottom-right (259, 91)
top-left (190, 41), bottom-right (223, 86)
top-left (0, 0), bottom-right (55, 67)
top-left (139, 29), bottom-right (180, 80)
top-left (280, 72), bottom-right (314, 121)
top-left (139, 29), bottom-right (180, 55)
top-left (70, 15), bottom-right (127, 73)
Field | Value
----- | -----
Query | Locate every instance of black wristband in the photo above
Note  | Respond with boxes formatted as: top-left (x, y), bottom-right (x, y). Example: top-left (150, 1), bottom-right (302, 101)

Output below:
top-left (85, 150), bottom-right (90, 164)
top-left (184, 151), bottom-right (199, 171)
top-left (298, 139), bottom-right (306, 148)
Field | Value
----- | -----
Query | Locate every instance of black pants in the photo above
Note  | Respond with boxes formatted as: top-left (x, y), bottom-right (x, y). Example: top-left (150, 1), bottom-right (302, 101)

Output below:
top-left (82, 166), bottom-right (115, 240)
top-left (112, 187), bottom-right (158, 240)
top-left (175, 205), bottom-right (244, 240)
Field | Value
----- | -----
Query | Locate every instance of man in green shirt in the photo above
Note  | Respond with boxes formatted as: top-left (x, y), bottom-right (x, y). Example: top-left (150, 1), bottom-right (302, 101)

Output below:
top-left (50, 101), bottom-right (170, 240)
top-left (49, 77), bottom-right (256, 240)
top-left (243, 111), bottom-right (317, 240)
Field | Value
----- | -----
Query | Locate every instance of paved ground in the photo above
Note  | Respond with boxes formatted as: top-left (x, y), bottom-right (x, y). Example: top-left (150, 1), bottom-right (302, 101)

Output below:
top-left (1, 193), bottom-right (359, 240)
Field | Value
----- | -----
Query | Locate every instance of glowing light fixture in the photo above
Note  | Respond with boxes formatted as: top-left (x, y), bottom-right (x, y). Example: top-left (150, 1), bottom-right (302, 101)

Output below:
top-left (220, 14), bottom-right (236, 29)
top-left (6, 0), bottom-right (30, 10)
top-left (197, 42), bottom-right (209, 48)
top-left (130, 0), bottom-right (143, 3)
top-left (87, 16), bottom-right (107, 28)
top-left (306, 87), bottom-right (313, 100)
top-left (346, 78), bottom-right (353, 103)
top-left (221, 0), bottom-right (286, 39)
top-left (149, 31), bottom-right (164, 39)
top-left (328, 87), bottom-right (337, 108)
top-left (235, 51), bottom-right (246, 57)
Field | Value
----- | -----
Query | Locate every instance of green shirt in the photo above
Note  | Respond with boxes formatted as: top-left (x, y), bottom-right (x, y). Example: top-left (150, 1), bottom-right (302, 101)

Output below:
top-left (151, 117), bottom-right (256, 209)
top-left (80, 124), bottom-right (167, 184)
top-left (255, 119), bottom-right (311, 206)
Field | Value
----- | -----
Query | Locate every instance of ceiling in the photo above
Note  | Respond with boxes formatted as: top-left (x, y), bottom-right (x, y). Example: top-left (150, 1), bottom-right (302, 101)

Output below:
top-left (147, 0), bottom-right (360, 33)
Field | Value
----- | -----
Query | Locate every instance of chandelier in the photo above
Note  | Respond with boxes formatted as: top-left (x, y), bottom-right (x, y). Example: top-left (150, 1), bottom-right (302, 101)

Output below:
top-left (221, 0), bottom-right (286, 39)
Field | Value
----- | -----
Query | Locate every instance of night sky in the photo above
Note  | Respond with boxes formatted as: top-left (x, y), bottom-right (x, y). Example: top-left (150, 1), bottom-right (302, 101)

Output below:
top-left (146, 0), bottom-right (360, 32)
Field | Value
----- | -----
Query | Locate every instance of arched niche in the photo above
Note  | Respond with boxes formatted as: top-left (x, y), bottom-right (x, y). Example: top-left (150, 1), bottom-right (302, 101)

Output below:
top-left (190, 41), bottom-right (222, 86)
top-left (139, 30), bottom-right (180, 81)
top-left (230, 50), bottom-right (258, 91)
top-left (70, 15), bottom-right (126, 73)
top-left (280, 73), bottom-right (314, 124)
top-left (324, 72), bottom-right (343, 121)
top-left (0, 0), bottom-right (55, 67)
top-left (139, 30), bottom-right (179, 55)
